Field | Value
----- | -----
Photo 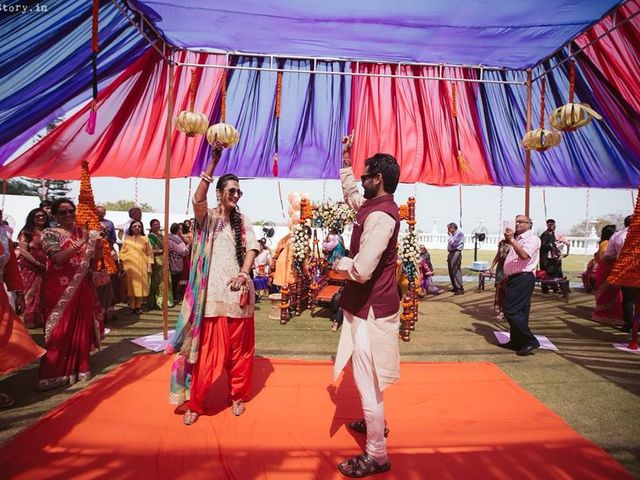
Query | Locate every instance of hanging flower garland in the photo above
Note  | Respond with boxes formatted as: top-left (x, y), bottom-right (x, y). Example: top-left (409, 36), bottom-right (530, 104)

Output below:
top-left (398, 229), bottom-right (419, 282)
top-left (312, 201), bottom-right (355, 233)
top-left (291, 221), bottom-right (311, 274)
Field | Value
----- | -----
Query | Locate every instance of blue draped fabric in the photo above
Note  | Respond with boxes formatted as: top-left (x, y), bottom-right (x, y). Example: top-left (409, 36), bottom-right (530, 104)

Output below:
top-left (0, 0), bottom-right (149, 165)
top-left (197, 57), bottom-right (350, 179)
top-left (476, 50), bottom-right (640, 188)
top-left (129, 0), bottom-right (621, 68)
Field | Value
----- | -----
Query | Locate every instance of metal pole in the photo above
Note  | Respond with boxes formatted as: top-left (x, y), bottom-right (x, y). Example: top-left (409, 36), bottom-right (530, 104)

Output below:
top-left (162, 52), bottom-right (174, 340)
top-left (524, 69), bottom-right (532, 217)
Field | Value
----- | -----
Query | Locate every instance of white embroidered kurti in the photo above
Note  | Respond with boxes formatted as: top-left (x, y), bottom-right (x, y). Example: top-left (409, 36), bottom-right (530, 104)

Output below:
top-left (193, 198), bottom-right (259, 318)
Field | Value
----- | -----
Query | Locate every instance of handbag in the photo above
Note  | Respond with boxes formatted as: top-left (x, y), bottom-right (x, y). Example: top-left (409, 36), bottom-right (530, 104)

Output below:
top-left (239, 285), bottom-right (250, 307)
top-left (92, 268), bottom-right (110, 287)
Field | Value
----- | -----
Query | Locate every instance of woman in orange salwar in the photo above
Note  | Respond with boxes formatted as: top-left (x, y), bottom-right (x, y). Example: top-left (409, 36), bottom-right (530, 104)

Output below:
top-left (168, 143), bottom-right (258, 425)
top-left (37, 199), bottom-right (103, 391)
top-left (0, 228), bottom-right (45, 407)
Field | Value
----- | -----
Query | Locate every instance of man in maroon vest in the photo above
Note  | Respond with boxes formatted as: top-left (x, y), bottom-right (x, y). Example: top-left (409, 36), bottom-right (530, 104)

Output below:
top-left (332, 133), bottom-right (400, 477)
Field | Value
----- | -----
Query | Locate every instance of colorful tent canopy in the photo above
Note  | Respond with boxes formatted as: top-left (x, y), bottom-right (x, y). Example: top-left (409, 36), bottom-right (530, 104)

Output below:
top-left (0, 0), bottom-right (638, 187)
top-left (129, 0), bottom-right (621, 68)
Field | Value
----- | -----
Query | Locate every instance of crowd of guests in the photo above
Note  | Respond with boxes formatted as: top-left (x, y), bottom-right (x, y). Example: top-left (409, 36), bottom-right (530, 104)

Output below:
top-left (0, 200), bottom-right (199, 405)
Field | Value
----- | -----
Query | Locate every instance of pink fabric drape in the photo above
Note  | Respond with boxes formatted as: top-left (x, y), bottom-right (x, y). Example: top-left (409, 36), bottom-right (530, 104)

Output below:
top-left (348, 64), bottom-right (493, 185)
top-left (0, 49), bottom-right (226, 179)
top-left (575, 0), bottom-right (640, 114)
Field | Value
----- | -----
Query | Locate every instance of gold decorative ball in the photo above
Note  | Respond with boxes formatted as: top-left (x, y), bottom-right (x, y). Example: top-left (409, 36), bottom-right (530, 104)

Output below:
top-left (206, 122), bottom-right (240, 148)
top-left (176, 111), bottom-right (209, 137)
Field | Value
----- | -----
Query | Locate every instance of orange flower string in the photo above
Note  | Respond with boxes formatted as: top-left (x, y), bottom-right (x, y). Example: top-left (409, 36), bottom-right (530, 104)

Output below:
top-left (451, 83), bottom-right (457, 118)
top-left (220, 70), bottom-right (227, 123)
top-left (275, 71), bottom-right (283, 119)
top-left (539, 77), bottom-right (547, 129)
top-left (91, 0), bottom-right (99, 53)
top-left (568, 62), bottom-right (575, 104)
top-left (189, 69), bottom-right (196, 113)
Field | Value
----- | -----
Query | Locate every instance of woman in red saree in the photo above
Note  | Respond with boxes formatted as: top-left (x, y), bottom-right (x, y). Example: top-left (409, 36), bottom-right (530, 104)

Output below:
top-left (37, 199), bottom-right (103, 391)
top-left (0, 227), bottom-right (45, 407)
top-left (592, 225), bottom-right (623, 325)
top-left (17, 208), bottom-right (49, 328)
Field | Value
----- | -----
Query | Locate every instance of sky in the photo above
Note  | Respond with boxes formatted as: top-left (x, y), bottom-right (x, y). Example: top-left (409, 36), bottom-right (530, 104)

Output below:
top-left (64, 177), bottom-right (636, 237)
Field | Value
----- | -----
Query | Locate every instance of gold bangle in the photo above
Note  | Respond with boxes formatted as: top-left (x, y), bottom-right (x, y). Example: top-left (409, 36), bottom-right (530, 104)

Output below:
top-left (200, 172), bottom-right (213, 184)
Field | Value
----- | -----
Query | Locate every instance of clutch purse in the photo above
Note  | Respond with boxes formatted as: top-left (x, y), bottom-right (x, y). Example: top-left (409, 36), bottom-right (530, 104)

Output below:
top-left (239, 285), bottom-right (250, 307)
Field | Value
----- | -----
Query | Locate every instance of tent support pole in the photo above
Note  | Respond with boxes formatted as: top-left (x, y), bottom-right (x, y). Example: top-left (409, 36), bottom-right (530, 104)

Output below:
top-left (525, 68), bottom-right (532, 217)
top-left (162, 53), bottom-right (175, 340)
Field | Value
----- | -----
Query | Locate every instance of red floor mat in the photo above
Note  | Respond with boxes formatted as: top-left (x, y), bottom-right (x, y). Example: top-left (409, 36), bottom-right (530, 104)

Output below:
top-left (0, 355), bottom-right (631, 479)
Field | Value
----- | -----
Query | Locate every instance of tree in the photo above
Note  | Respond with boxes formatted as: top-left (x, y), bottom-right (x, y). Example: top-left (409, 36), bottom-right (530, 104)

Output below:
top-left (569, 214), bottom-right (626, 237)
top-left (17, 178), bottom-right (73, 200)
top-left (102, 200), bottom-right (153, 212)
top-left (2, 179), bottom-right (39, 196)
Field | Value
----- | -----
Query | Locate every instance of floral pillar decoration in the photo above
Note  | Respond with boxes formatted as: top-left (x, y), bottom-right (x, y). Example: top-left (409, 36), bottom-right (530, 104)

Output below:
top-left (608, 185), bottom-right (640, 350)
top-left (398, 197), bottom-right (418, 341)
top-left (76, 161), bottom-right (116, 273)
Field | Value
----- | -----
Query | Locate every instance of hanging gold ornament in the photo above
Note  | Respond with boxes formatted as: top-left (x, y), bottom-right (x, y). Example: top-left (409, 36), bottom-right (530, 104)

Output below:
top-left (176, 111), bottom-right (209, 137)
top-left (521, 128), bottom-right (562, 152)
top-left (521, 77), bottom-right (562, 152)
top-left (206, 122), bottom-right (240, 148)
top-left (549, 103), bottom-right (602, 131)
top-left (176, 69), bottom-right (209, 137)
top-left (550, 62), bottom-right (602, 132)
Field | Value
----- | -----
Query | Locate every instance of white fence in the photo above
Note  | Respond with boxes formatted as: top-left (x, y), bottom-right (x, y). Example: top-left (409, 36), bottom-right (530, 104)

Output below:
top-left (260, 226), bottom-right (600, 257)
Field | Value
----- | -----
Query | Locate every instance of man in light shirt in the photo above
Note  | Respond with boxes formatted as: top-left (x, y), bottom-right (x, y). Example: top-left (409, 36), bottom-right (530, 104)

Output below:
top-left (501, 215), bottom-right (541, 356)
top-left (332, 134), bottom-right (400, 477)
top-left (447, 222), bottom-right (465, 294)
top-left (604, 215), bottom-right (634, 332)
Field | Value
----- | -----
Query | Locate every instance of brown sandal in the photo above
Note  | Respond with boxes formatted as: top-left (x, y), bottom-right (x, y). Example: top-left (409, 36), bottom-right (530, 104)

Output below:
top-left (337, 452), bottom-right (391, 478)
top-left (183, 410), bottom-right (199, 425)
top-left (347, 419), bottom-right (389, 438)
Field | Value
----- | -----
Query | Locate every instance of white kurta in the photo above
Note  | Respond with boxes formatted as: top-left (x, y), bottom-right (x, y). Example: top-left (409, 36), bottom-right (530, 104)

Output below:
top-left (332, 167), bottom-right (400, 391)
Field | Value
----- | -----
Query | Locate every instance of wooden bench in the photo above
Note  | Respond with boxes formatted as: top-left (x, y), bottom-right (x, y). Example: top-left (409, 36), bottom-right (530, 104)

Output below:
top-left (535, 277), bottom-right (570, 302)
top-left (478, 270), bottom-right (495, 291)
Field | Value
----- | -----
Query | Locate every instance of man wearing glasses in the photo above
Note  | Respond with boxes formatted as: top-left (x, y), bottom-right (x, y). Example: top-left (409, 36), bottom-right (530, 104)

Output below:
top-left (501, 215), bottom-right (541, 356)
top-left (331, 133), bottom-right (400, 477)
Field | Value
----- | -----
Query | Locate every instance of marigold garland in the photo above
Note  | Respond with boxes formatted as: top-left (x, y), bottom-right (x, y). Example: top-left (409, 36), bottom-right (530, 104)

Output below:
top-left (76, 161), bottom-right (117, 274)
top-left (220, 70), bottom-right (227, 123)
top-left (608, 185), bottom-right (640, 287)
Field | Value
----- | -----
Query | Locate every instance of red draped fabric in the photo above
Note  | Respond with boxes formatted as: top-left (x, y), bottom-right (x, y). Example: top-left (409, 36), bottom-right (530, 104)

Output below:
top-left (348, 64), bottom-right (494, 185)
top-left (575, 0), bottom-right (640, 113)
top-left (0, 49), bottom-right (226, 179)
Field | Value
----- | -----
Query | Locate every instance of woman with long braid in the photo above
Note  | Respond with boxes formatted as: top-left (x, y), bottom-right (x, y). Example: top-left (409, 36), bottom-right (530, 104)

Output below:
top-left (167, 142), bottom-right (259, 425)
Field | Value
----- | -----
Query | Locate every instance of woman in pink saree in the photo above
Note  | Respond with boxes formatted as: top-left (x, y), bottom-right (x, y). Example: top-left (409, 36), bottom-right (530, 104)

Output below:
top-left (592, 225), bottom-right (623, 325)
top-left (17, 208), bottom-right (49, 328)
top-left (37, 199), bottom-right (103, 391)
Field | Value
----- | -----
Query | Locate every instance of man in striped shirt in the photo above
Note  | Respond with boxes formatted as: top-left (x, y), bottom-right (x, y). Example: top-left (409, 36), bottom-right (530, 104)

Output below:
top-left (501, 215), bottom-right (541, 356)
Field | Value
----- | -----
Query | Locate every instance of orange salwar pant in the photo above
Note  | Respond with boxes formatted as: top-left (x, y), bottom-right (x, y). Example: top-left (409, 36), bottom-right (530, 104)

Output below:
top-left (186, 315), bottom-right (254, 415)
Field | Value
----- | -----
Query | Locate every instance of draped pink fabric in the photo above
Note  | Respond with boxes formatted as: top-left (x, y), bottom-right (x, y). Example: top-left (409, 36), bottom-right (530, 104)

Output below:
top-left (575, 0), bottom-right (640, 113)
top-left (0, 49), bottom-right (226, 179)
top-left (348, 64), bottom-right (493, 185)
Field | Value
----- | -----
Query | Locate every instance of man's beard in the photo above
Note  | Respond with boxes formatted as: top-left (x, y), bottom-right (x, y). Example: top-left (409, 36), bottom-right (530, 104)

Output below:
top-left (363, 184), bottom-right (376, 199)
